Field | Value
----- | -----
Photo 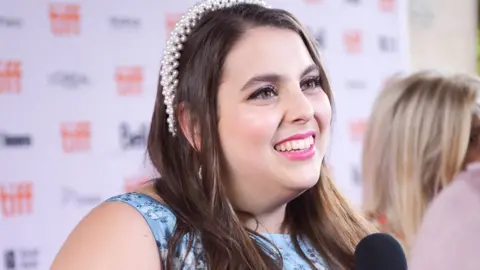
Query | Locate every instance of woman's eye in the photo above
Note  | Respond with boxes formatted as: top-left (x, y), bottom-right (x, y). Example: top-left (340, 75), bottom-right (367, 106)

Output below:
top-left (248, 86), bottom-right (277, 100)
top-left (301, 76), bottom-right (322, 91)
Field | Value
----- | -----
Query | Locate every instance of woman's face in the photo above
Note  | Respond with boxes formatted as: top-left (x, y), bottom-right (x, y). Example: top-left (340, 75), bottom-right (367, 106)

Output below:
top-left (464, 114), bottom-right (480, 166)
top-left (217, 26), bottom-right (331, 209)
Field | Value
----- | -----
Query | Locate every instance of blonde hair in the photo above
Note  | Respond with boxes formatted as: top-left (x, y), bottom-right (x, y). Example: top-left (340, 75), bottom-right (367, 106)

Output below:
top-left (362, 71), bottom-right (479, 254)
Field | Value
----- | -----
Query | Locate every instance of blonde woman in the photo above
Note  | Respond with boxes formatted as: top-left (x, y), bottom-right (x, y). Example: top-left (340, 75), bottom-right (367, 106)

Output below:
top-left (362, 71), bottom-right (480, 255)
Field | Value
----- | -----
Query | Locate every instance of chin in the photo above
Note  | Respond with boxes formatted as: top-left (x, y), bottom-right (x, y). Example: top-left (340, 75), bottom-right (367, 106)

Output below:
top-left (284, 174), bottom-right (320, 192)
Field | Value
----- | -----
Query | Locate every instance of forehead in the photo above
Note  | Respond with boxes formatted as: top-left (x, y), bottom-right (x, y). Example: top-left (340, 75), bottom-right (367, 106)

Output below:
top-left (221, 26), bottom-right (315, 81)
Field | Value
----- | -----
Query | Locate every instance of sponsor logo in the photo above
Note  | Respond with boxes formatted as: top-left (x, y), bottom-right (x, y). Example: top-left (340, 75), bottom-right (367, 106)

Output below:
top-left (0, 16), bottom-right (22, 28)
top-left (119, 122), bottom-right (148, 149)
top-left (302, 0), bottom-right (322, 3)
top-left (351, 164), bottom-right (362, 185)
top-left (0, 132), bottom-right (31, 148)
top-left (48, 71), bottom-right (90, 89)
top-left (0, 61), bottom-right (22, 94)
top-left (307, 27), bottom-right (325, 49)
top-left (0, 182), bottom-right (33, 218)
top-left (3, 248), bottom-right (39, 270)
top-left (49, 3), bottom-right (80, 36)
top-left (343, 30), bottom-right (362, 54)
top-left (60, 122), bottom-right (91, 153)
top-left (61, 187), bottom-right (102, 206)
top-left (109, 16), bottom-right (141, 29)
top-left (378, 35), bottom-right (397, 52)
top-left (346, 80), bottom-right (366, 90)
top-left (115, 66), bottom-right (143, 95)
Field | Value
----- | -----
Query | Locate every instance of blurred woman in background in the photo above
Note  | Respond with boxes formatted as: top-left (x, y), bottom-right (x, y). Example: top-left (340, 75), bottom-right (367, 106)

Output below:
top-left (361, 71), bottom-right (480, 255)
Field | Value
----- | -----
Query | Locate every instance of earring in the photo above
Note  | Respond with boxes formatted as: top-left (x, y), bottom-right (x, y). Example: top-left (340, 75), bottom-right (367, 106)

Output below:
top-left (198, 165), bottom-right (203, 179)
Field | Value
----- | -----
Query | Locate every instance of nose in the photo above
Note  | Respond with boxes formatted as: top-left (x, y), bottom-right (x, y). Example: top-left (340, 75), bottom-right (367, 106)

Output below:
top-left (282, 87), bottom-right (314, 124)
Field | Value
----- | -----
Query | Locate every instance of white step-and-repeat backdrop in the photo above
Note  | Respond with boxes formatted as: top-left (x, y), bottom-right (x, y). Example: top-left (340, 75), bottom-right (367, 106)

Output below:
top-left (0, 0), bottom-right (409, 269)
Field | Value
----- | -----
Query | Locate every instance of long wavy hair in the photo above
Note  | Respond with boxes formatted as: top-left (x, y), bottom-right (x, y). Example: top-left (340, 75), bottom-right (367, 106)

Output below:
top-left (148, 4), bottom-right (374, 269)
top-left (362, 71), bottom-right (479, 254)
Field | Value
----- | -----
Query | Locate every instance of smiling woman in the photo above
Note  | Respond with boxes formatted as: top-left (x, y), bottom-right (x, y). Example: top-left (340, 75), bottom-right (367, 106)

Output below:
top-left (51, 1), bottom-right (375, 270)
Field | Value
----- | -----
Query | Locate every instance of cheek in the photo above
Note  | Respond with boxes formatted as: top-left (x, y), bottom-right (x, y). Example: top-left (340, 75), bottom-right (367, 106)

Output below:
top-left (312, 92), bottom-right (332, 131)
top-left (219, 105), bottom-right (280, 151)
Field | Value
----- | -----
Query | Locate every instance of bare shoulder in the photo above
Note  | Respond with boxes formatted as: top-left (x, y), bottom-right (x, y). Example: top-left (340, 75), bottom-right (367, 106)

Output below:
top-left (51, 200), bottom-right (162, 270)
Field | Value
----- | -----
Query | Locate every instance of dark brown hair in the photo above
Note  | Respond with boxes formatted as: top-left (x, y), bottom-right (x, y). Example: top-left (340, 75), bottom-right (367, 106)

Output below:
top-left (148, 4), bottom-right (374, 269)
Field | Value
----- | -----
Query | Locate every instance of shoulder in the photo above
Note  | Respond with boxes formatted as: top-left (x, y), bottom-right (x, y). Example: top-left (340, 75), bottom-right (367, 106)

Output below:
top-left (51, 189), bottom-right (175, 270)
top-left (409, 168), bottom-right (480, 269)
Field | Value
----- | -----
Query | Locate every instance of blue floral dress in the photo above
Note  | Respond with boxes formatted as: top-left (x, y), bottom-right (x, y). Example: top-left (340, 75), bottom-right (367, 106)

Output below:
top-left (107, 192), bottom-right (327, 269)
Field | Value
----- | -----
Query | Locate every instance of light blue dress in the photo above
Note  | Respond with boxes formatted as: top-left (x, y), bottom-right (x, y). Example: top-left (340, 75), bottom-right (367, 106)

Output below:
top-left (107, 192), bottom-right (327, 269)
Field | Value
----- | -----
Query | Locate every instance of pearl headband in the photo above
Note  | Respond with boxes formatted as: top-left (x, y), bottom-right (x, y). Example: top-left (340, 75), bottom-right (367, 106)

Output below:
top-left (160, 0), bottom-right (270, 136)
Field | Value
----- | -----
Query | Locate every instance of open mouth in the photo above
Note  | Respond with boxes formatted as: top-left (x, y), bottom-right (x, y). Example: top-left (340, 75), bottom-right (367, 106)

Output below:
top-left (274, 135), bottom-right (315, 152)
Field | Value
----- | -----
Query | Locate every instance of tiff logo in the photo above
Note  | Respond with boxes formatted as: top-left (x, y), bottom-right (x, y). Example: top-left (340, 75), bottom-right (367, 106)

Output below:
top-left (0, 16), bottom-right (22, 28)
top-left (349, 119), bottom-right (366, 142)
top-left (0, 182), bottom-right (33, 218)
top-left (379, 0), bottom-right (394, 12)
top-left (49, 3), bottom-right (80, 36)
top-left (60, 121), bottom-right (91, 153)
top-left (124, 175), bottom-right (149, 192)
top-left (49, 71), bottom-right (90, 89)
top-left (378, 35), bottom-right (397, 52)
top-left (0, 61), bottom-right (21, 94)
top-left (116, 66), bottom-right (143, 95)
top-left (343, 30), bottom-right (362, 54)
top-left (0, 132), bottom-right (31, 147)
top-left (165, 13), bottom-right (182, 37)
top-left (120, 123), bottom-right (147, 149)
top-left (110, 16), bottom-right (141, 29)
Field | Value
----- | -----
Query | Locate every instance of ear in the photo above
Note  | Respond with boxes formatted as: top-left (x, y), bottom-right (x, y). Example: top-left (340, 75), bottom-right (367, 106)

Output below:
top-left (177, 103), bottom-right (201, 151)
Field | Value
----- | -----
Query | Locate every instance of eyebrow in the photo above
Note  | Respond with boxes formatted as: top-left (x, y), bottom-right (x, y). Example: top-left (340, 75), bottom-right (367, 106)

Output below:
top-left (240, 64), bottom-right (320, 91)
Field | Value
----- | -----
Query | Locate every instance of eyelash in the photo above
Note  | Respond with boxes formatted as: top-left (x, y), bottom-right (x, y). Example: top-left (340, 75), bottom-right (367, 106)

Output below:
top-left (248, 76), bottom-right (323, 100)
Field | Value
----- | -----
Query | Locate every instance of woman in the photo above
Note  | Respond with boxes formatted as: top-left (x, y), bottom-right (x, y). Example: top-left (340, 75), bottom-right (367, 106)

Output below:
top-left (51, 1), bottom-right (374, 269)
top-left (362, 71), bottom-right (480, 255)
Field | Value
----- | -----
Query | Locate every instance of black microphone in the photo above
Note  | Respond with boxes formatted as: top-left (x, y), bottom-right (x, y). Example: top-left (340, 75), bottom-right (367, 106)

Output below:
top-left (354, 233), bottom-right (407, 270)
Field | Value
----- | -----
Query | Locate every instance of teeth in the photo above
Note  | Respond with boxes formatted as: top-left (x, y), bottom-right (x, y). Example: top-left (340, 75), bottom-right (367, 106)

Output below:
top-left (274, 136), bottom-right (314, 152)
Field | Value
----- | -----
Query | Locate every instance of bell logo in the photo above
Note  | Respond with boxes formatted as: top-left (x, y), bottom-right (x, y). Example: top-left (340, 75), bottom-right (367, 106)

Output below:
top-left (60, 121), bottom-right (91, 153)
top-left (124, 176), bottom-right (149, 192)
top-left (0, 61), bottom-right (21, 94)
top-left (165, 13), bottom-right (182, 37)
top-left (0, 182), bottom-right (33, 218)
top-left (116, 66), bottom-right (143, 95)
top-left (49, 3), bottom-right (80, 36)
top-left (349, 119), bottom-right (367, 142)
top-left (343, 30), bottom-right (362, 54)
top-left (379, 0), bottom-right (394, 12)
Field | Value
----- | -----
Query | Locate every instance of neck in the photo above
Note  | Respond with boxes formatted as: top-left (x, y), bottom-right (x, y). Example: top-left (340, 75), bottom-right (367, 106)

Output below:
top-left (237, 204), bottom-right (287, 234)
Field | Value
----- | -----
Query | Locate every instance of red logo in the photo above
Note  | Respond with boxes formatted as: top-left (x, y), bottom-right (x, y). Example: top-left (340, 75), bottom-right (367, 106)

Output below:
top-left (379, 0), bottom-right (394, 12)
top-left (61, 121), bottom-right (91, 153)
top-left (115, 66), bottom-right (143, 95)
top-left (49, 3), bottom-right (80, 36)
top-left (0, 182), bottom-right (33, 218)
top-left (343, 30), bottom-right (362, 54)
top-left (0, 61), bottom-right (22, 94)
top-left (349, 119), bottom-right (367, 142)
top-left (165, 13), bottom-right (182, 36)
top-left (124, 175), bottom-right (149, 192)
